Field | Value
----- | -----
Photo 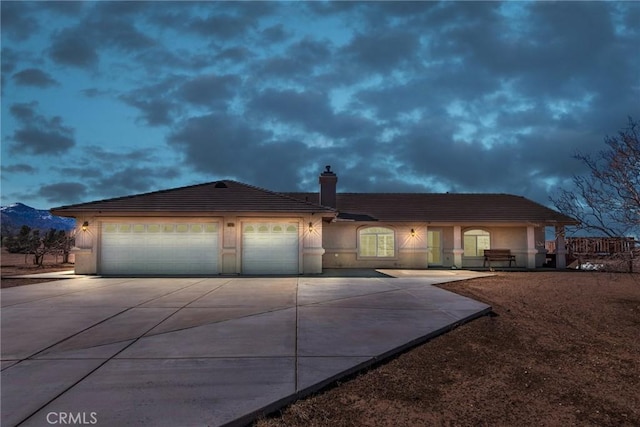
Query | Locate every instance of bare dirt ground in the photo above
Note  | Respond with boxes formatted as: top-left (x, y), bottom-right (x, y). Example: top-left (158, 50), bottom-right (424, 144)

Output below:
top-left (0, 248), bottom-right (72, 288)
top-left (256, 271), bottom-right (640, 427)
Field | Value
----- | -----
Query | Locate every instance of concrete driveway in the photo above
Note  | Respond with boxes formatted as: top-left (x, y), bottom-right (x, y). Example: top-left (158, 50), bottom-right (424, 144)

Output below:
top-left (1, 271), bottom-right (491, 427)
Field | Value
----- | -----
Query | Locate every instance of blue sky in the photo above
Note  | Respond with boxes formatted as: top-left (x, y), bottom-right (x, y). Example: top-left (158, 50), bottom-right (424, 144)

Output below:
top-left (1, 1), bottom-right (639, 210)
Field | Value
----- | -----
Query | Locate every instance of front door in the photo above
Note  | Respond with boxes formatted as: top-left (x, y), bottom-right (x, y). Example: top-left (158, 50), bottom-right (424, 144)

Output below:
top-left (427, 230), bottom-right (443, 266)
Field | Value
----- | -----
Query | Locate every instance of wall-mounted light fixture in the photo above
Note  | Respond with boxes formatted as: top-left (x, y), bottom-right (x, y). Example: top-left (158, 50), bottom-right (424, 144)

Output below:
top-left (308, 222), bottom-right (314, 233)
top-left (82, 221), bottom-right (89, 232)
top-left (410, 228), bottom-right (416, 237)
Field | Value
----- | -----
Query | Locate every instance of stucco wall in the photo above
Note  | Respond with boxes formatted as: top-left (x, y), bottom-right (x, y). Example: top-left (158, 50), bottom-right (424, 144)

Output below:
top-left (440, 227), bottom-right (455, 267)
top-left (71, 213), bottom-right (325, 275)
top-left (323, 223), bottom-right (545, 269)
top-left (322, 222), bottom-right (429, 269)
top-left (73, 215), bottom-right (547, 274)
top-left (71, 216), bottom-right (97, 274)
top-left (460, 225), bottom-right (544, 268)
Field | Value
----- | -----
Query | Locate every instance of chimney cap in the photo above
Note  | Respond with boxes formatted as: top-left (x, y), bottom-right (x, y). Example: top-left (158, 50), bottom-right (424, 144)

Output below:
top-left (321, 165), bottom-right (336, 176)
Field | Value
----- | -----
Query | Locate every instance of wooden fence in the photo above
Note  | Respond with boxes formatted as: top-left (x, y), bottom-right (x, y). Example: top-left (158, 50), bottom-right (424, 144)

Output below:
top-left (545, 237), bottom-right (637, 255)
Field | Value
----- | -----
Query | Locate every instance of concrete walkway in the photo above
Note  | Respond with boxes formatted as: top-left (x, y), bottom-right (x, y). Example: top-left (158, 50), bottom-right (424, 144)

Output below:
top-left (1, 271), bottom-right (491, 427)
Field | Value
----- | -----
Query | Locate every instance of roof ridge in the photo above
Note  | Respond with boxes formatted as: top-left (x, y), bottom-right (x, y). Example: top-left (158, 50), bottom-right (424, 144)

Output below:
top-left (51, 180), bottom-right (336, 213)
top-left (50, 181), bottom-right (222, 211)
top-left (283, 191), bottom-right (517, 195)
top-left (230, 181), bottom-right (336, 211)
top-left (307, 192), bottom-right (521, 196)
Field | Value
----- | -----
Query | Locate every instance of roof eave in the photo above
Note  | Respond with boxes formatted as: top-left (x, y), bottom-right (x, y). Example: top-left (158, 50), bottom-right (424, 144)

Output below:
top-left (49, 208), bottom-right (336, 218)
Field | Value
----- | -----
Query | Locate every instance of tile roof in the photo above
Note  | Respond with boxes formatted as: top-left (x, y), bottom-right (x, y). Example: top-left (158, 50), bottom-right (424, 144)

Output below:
top-left (50, 181), bottom-right (336, 216)
top-left (50, 179), bottom-right (576, 225)
top-left (283, 192), bottom-right (578, 224)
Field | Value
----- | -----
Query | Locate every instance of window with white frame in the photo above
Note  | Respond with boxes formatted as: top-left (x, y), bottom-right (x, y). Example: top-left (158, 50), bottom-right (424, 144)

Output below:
top-left (464, 229), bottom-right (491, 256)
top-left (358, 227), bottom-right (395, 257)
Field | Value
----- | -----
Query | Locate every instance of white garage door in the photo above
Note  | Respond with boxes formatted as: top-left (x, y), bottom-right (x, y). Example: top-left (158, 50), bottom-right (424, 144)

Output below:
top-left (100, 222), bottom-right (219, 275)
top-left (242, 222), bottom-right (299, 274)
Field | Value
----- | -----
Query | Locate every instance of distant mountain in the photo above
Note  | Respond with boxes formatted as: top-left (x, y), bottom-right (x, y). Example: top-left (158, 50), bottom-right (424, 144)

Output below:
top-left (1, 203), bottom-right (76, 236)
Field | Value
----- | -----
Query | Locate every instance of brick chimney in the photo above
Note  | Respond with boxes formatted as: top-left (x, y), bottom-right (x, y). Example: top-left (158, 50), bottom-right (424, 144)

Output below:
top-left (319, 165), bottom-right (337, 208)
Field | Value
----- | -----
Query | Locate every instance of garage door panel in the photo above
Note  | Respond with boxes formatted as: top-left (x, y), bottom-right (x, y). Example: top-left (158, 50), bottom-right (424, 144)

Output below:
top-left (242, 222), bottom-right (299, 274)
top-left (100, 223), bottom-right (219, 275)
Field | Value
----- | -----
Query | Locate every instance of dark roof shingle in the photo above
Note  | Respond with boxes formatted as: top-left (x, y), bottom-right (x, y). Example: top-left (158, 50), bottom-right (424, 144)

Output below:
top-left (284, 192), bottom-right (577, 224)
top-left (51, 181), bottom-right (335, 215)
top-left (50, 179), bottom-right (576, 225)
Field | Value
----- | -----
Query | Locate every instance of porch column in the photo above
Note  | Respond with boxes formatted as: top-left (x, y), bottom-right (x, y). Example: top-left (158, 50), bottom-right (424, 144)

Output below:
top-left (555, 225), bottom-right (567, 269)
top-left (526, 225), bottom-right (537, 269)
top-left (453, 225), bottom-right (463, 268)
top-left (424, 225), bottom-right (429, 268)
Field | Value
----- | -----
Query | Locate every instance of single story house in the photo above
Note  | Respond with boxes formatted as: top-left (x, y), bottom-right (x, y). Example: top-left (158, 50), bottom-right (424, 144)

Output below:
top-left (50, 166), bottom-right (577, 275)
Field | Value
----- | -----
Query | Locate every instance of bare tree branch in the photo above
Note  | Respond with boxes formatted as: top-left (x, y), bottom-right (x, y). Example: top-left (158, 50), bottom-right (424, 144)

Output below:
top-left (551, 117), bottom-right (640, 244)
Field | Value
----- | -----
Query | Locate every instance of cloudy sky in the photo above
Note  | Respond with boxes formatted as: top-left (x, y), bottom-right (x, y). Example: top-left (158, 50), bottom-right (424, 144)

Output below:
top-left (1, 1), bottom-right (639, 210)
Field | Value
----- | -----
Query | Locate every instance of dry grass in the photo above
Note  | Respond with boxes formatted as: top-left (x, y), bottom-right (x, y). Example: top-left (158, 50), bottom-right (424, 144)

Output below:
top-left (256, 271), bottom-right (640, 427)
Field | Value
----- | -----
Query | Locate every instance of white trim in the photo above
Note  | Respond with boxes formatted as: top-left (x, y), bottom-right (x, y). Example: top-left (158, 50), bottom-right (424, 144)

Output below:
top-left (356, 225), bottom-right (397, 259)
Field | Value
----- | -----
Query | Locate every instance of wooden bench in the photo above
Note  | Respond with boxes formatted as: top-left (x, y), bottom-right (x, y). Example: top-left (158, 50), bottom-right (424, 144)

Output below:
top-left (483, 249), bottom-right (516, 268)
